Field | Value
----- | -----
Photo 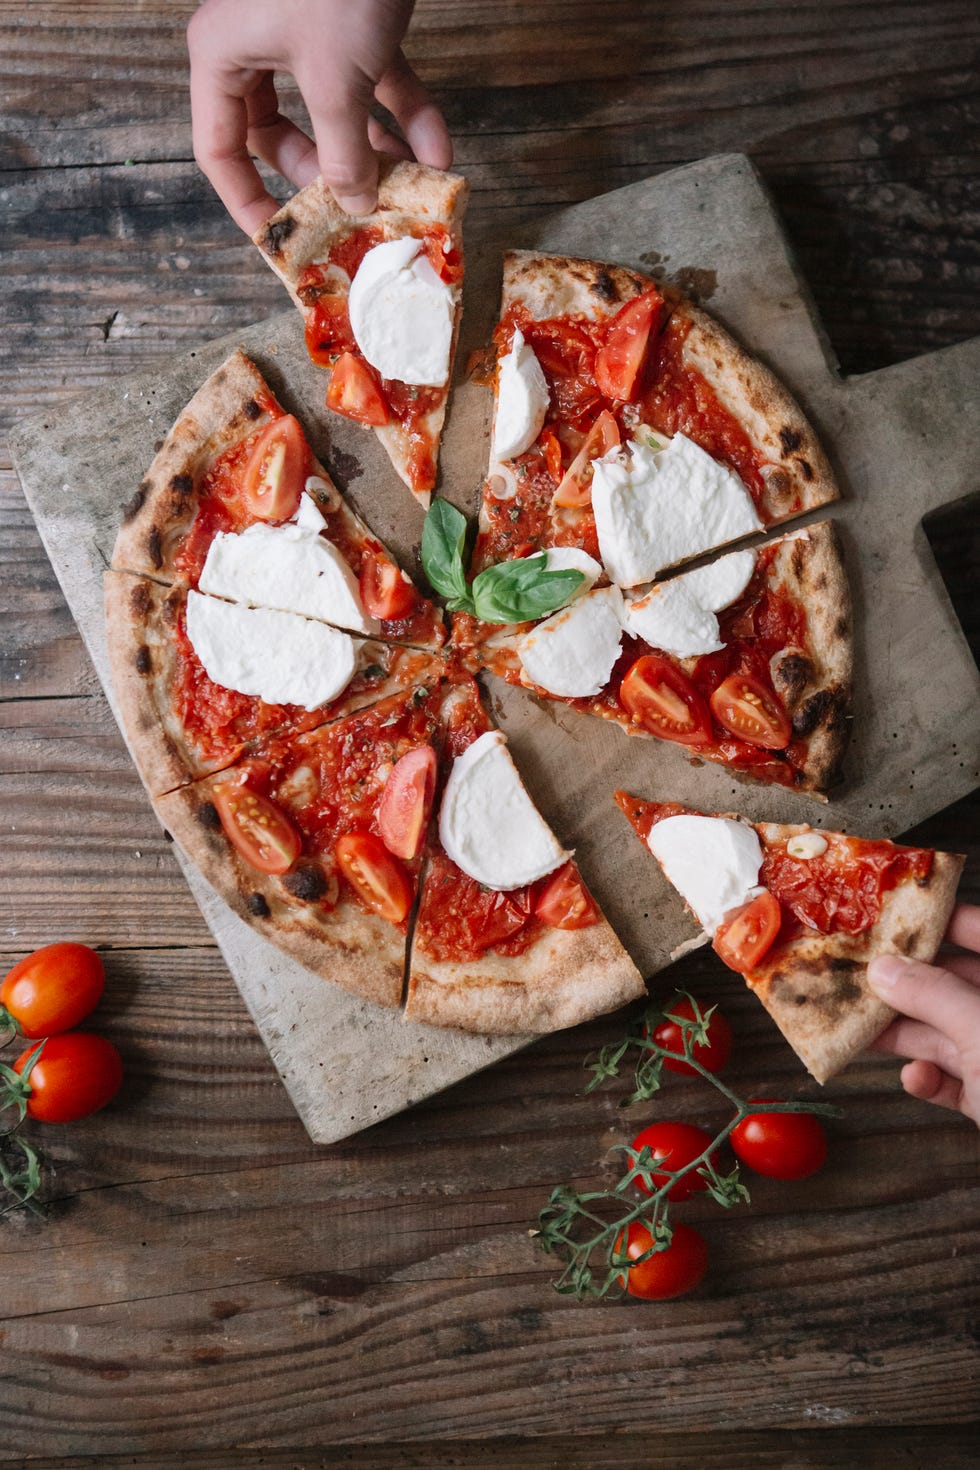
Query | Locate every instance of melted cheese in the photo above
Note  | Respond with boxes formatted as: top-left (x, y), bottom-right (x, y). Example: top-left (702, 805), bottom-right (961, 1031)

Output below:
top-left (348, 236), bottom-right (455, 386)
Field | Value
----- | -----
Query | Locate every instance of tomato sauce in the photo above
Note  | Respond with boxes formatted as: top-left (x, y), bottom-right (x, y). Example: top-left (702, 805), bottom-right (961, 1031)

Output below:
top-left (762, 835), bottom-right (934, 939)
top-left (613, 792), bottom-right (690, 843)
top-left (413, 850), bottom-right (541, 961)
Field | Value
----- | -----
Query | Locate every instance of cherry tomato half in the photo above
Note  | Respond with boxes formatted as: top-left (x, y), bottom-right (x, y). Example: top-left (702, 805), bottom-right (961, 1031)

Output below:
top-left (326, 352), bottom-right (390, 427)
top-left (620, 655), bottom-right (713, 745)
top-left (359, 549), bottom-right (418, 621)
top-left (730, 1101), bottom-right (828, 1180)
top-left (709, 673), bottom-right (791, 750)
top-left (377, 746), bottom-right (437, 862)
top-left (14, 1033), bottom-right (123, 1123)
top-left (651, 996), bottom-right (733, 1077)
top-left (1, 943), bottom-right (104, 1039)
top-left (713, 890), bottom-right (782, 972)
top-left (241, 415), bottom-right (308, 521)
top-left (553, 409), bottom-right (620, 508)
top-left (335, 831), bottom-right (413, 924)
top-left (594, 290), bottom-right (663, 402)
top-left (212, 782), bottom-right (301, 876)
top-left (630, 1121), bottom-right (717, 1202)
top-left (534, 862), bottom-right (599, 930)
top-left (615, 1220), bottom-right (709, 1301)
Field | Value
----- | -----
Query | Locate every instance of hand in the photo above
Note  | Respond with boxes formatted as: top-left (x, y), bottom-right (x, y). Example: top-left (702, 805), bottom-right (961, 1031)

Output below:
top-left (187, 0), bottom-right (453, 234)
top-left (868, 903), bottom-right (980, 1127)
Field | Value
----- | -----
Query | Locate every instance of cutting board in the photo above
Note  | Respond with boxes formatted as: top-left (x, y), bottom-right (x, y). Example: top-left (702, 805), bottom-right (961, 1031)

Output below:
top-left (10, 154), bottom-right (980, 1144)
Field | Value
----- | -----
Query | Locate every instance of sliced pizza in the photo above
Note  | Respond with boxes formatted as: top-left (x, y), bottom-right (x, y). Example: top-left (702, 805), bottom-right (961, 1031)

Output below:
top-left (405, 676), bottom-right (645, 1034)
top-left (154, 683), bottom-right (446, 1009)
top-left (112, 348), bottom-right (445, 649)
top-left (615, 792), bottom-right (964, 1082)
top-left (253, 161), bottom-right (469, 506)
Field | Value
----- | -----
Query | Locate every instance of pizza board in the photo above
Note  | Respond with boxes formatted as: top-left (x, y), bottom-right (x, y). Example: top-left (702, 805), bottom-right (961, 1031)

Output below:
top-left (10, 153), bottom-right (980, 1144)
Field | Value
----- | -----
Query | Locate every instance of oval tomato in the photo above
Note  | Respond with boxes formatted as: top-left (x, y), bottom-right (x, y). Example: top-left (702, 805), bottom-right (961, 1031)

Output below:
top-left (730, 1102), bottom-right (828, 1180)
top-left (620, 655), bottom-right (713, 745)
top-left (630, 1121), bottom-right (716, 1202)
top-left (326, 352), bottom-right (390, 426)
top-left (377, 746), bottom-right (437, 862)
top-left (1, 943), bottom-right (104, 1039)
top-left (534, 862), bottom-right (599, 930)
top-left (359, 549), bottom-right (417, 621)
top-left (335, 831), bottom-right (413, 923)
top-left (615, 1220), bottom-right (708, 1301)
top-left (709, 673), bottom-right (791, 750)
top-left (14, 1033), bottom-right (123, 1123)
top-left (651, 996), bottom-right (733, 1076)
top-left (553, 410), bottom-right (620, 508)
top-left (713, 890), bottom-right (781, 971)
top-left (212, 782), bottom-right (301, 876)
top-left (241, 415), bottom-right (308, 521)
top-left (594, 290), bottom-right (663, 402)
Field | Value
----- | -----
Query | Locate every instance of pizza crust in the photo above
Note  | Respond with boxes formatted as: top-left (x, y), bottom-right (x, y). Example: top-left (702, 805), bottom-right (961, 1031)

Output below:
top-left (502, 250), bottom-right (651, 322)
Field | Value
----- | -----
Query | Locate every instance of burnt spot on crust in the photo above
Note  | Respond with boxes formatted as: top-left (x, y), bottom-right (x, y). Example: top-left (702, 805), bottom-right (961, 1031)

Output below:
top-left (163, 590), bottom-right (181, 626)
top-left (591, 270), bottom-right (619, 303)
top-left (813, 573), bottom-right (828, 593)
top-left (196, 801), bottom-right (222, 832)
top-left (761, 464), bottom-right (793, 510)
top-left (894, 928), bottom-right (921, 955)
top-left (129, 582), bottom-right (152, 618)
top-left (248, 892), bottom-right (271, 918)
top-left (170, 473), bottom-right (194, 496)
top-left (281, 863), bottom-right (329, 902)
top-left (135, 645), bottom-right (152, 675)
top-left (771, 958), bottom-right (863, 1019)
top-left (243, 397), bottom-right (262, 420)
top-left (261, 214), bottom-right (297, 257)
top-left (790, 540), bottom-right (807, 582)
top-left (147, 526), bottom-right (163, 571)
top-left (122, 481), bottom-right (151, 523)
top-left (792, 686), bottom-right (848, 738)
top-left (835, 615), bottom-right (849, 640)
top-left (779, 426), bottom-right (803, 455)
top-left (772, 651), bottom-right (814, 707)
top-left (796, 458), bottom-right (814, 482)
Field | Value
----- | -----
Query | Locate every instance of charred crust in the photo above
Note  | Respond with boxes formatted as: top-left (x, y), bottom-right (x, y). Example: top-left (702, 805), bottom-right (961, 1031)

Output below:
top-left (779, 426), bottom-right (803, 455)
top-left (248, 892), bottom-right (271, 918)
top-left (813, 573), bottom-right (828, 592)
top-left (281, 863), bottom-right (329, 902)
top-left (772, 652), bottom-right (814, 706)
top-left (129, 582), bottom-right (152, 618)
top-left (796, 458), bottom-right (814, 482)
top-left (170, 473), bottom-right (194, 496)
top-left (147, 526), bottom-right (163, 571)
top-left (772, 958), bottom-right (863, 1017)
top-left (591, 269), bottom-right (619, 303)
top-left (895, 928), bottom-right (920, 954)
top-left (790, 541), bottom-right (807, 581)
top-left (135, 645), bottom-right (152, 675)
top-left (243, 397), bottom-right (262, 420)
top-left (835, 615), bottom-right (849, 640)
top-left (122, 482), bottom-right (150, 522)
top-left (261, 215), bottom-right (297, 257)
top-left (761, 465), bottom-right (793, 507)
top-left (196, 801), bottom-right (222, 832)
top-left (792, 686), bottom-right (848, 738)
top-left (163, 590), bottom-right (181, 626)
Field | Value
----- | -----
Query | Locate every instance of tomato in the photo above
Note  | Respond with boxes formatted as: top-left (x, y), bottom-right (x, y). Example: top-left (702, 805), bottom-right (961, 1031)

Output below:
top-left (522, 318), bottom-right (596, 378)
top-left (534, 863), bottom-right (599, 930)
top-left (709, 673), bottom-right (791, 750)
top-left (359, 549), bottom-right (417, 621)
top-left (422, 232), bottom-right (462, 284)
top-left (620, 655), bottom-right (713, 745)
top-left (630, 1121), bottom-right (716, 1202)
top-left (326, 352), bottom-right (390, 426)
top-left (1, 943), bottom-right (104, 1038)
top-left (212, 781), bottom-right (301, 876)
top-left (241, 415), bottom-right (308, 521)
top-left (553, 410), bottom-right (620, 508)
top-left (377, 746), bottom-right (437, 862)
top-left (335, 831), bottom-right (413, 923)
top-left (651, 996), bottom-right (733, 1076)
top-left (539, 428), bottom-right (564, 484)
top-left (615, 1221), bottom-right (708, 1301)
top-left (594, 290), bottom-right (663, 402)
top-left (713, 890), bottom-right (781, 971)
top-left (730, 1102), bottom-right (828, 1180)
top-left (304, 294), bottom-right (357, 362)
top-left (13, 1033), bottom-right (123, 1123)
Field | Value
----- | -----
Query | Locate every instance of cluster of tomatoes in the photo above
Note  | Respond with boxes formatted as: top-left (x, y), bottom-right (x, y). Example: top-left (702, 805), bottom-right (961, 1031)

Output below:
top-left (0, 944), bottom-right (123, 1124)
top-left (617, 998), bottom-right (828, 1301)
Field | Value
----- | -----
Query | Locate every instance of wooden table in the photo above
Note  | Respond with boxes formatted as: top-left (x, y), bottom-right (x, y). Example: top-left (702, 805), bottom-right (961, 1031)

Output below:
top-left (2, 3), bottom-right (978, 1463)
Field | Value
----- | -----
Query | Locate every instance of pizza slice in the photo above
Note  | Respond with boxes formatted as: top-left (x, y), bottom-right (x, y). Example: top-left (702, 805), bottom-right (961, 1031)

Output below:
top-left (253, 161), bottom-right (469, 506)
top-left (405, 676), bottom-right (645, 1033)
top-left (154, 683), bottom-right (446, 1010)
top-left (615, 792), bottom-right (964, 1082)
top-left (105, 572), bottom-right (446, 796)
top-left (457, 521), bottom-right (853, 794)
top-left (112, 349), bottom-right (445, 649)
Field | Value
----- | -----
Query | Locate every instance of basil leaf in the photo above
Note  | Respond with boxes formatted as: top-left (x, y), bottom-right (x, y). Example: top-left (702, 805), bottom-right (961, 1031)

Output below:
top-left (471, 554), bottom-right (586, 624)
top-left (421, 499), bottom-right (471, 607)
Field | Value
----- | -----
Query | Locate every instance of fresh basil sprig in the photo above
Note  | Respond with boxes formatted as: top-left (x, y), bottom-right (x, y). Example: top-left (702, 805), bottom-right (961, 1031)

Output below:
top-left (421, 499), bottom-right (585, 624)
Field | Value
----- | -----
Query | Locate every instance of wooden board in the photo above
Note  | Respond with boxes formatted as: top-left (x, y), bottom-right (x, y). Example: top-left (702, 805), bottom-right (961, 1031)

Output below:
top-left (10, 153), bottom-right (980, 1144)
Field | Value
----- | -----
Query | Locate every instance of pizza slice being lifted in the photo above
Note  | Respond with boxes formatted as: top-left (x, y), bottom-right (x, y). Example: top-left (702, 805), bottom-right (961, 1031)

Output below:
top-left (253, 161), bottom-right (469, 507)
top-left (615, 792), bottom-right (964, 1082)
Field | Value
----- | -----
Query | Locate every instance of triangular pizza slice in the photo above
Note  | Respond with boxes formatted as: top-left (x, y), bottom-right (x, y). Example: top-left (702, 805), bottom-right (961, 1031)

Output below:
top-left (615, 792), bottom-right (964, 1082)
top-left (253, 161), bottom-right (469, 507)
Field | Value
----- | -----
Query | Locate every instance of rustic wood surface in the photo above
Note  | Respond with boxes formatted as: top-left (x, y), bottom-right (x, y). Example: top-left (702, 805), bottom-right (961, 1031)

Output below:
top-left (1, 0), bottom-right (979, 1461)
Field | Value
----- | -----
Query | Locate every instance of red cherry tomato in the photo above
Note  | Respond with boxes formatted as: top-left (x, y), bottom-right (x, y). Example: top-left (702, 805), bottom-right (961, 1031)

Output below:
top-left (620, 655), bottom-right (713, 745)
top-left (1, 943), bottom-right (104, 1039)
top-left (651, 996), bottom-right (733, 1077)
top-left (709, 673), bottom-right (791, 750)
top-left (241, 415), bottom-right (308, 521)
top-left (13, 1033), bottom-right (123, 1123)
top-left (326, 352), bottom-right (390, 426)
top-left (594, 290), bottom-right (663, 402)
top-left (713, 890), bottom-right (782, 971)
top-left (304, 294), bottom-right (357, 362)
top-left (212, 782), bottom-right (301, 876)
top-left (553, 410), bottom-right (620, 508)
top-left (730, 1101), bottom-right (828, 1180)
top-left (534, 862), bottom-right (599, 930)
top-left (335, 831), bottom-right (413, 923)
top-left (630, 1121), bottom-right (717, 1202)
top-left (359, 549), bottom-right (418, 621)
top-left (539, 428), bottom-right (564, 484)
top-left (615, 1220), bottom-right (709, 1301)
top-left (377, 746), bottom-right (437, 862)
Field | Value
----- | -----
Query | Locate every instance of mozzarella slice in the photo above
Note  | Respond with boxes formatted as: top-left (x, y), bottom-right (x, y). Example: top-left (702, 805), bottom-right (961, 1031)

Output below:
top-left (647, 815), bottom-right (763, 932)
top-left (592, 433), bottom-right (763, 586)
top-left (439, 729), bottom-right (569, 890)
top-left (198, 522), bottom-right (378, 636)
top-left (348, 235), bottom-right (455, 386)
top-left (291, 490), bottom-right (329, 532)
top-left (678, 549), bottom-right (756, 611)
top-left (543, 546), bottom-right (603, 595)
top-left (185, 593), bottom-right (359, 711)
top-left (492, 328), bottom-right (550, 461)
top-left (518, 586), bottom-right (624, 698)
top-left (625, 548), bottom-right (756, 657)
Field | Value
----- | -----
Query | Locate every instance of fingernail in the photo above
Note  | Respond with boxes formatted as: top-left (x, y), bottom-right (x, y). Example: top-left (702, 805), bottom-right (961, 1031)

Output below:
top-left (336, 193), bottom-right (376, 216)
top-left (868, 954), bottom-right (910, 994)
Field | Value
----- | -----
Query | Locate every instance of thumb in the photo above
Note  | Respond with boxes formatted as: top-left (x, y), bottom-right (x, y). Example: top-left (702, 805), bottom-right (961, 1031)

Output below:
top-left (868, 952), bottom-right (980, 1041)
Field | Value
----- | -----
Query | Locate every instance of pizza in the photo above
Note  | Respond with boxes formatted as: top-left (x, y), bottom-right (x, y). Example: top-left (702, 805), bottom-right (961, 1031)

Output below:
top-left (253, 160), bottom-right (468, 507)
top-left (615, 793), bottom-right (964, 1082)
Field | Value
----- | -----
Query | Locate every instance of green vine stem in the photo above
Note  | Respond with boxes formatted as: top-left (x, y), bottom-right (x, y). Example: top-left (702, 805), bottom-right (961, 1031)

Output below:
top-left (0, 1041), bottom-right (47, 1218)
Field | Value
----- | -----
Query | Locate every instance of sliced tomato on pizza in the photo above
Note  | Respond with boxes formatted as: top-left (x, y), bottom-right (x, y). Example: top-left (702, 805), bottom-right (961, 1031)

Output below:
top-left (614, 792), bottom-right (964, 1082)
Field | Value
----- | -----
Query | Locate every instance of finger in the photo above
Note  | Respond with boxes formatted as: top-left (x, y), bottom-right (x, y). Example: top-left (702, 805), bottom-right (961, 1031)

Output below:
top-left (245, 75), bottom-right (319, 190)
top-left (375, 51), bottom-right (453, 168)
top-left (867, 952), bottom-right (980, 1039)
top-left (941, 951), bottom-right (980, 989)
top-left (946, 903), bottom-right (980, 953)
top-left (189, 59), bottom-right (280, 235)
top-left (300, 70), bottom-right (380, 215)
top-left (900, 1059), bottom-right (964, 1113)
top-left (367, 115), bottom-right (415, 161)
top-left (870, 1017), bottom-right (963, 1078)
